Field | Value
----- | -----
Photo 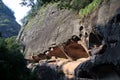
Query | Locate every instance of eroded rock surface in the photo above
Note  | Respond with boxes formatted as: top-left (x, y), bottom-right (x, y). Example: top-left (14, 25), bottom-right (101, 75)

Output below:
top-left (18, 0), bottom-right (120, 58)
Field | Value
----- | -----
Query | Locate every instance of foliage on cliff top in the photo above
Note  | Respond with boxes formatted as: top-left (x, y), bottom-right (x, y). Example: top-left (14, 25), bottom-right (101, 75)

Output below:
top-left (21, 0), bottom-right (93, 24)
top-left (79, 0), bottom-right (102, 18)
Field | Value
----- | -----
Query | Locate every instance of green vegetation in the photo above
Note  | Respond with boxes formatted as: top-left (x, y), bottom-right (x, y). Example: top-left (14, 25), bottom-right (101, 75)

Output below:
top-left (21, 0), bottom-right (103, 23)
top-left (3, 19), bottom-right (10, 23)
top-left (79, 0), bottom-right (102, 18)
top-left (21, 0), bottom-right (93, 24)
top-left (0, 23), bottom-right (7, 26)
top-left (21, 0), bottom-right (103, 31)
top-left (0, 0), bottom-right (20, 38)
top-left (0, 34), bottom-right (62, 79)
top-left (5, 37), bottom-right (22, 53)
top-left (20, 0), bottom-right (104, 33)
top-left (0, 37), bottom-right (30, 80)
top-left (58, 0), bottom-right (93, 10)
top-left (0, 19), bottom-right (10, 23)
top-left (0, 1), bottom-right (15, 19)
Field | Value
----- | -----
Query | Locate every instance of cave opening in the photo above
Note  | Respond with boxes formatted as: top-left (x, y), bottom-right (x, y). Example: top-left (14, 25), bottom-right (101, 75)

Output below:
top-left (89, 33), bottom-right (103, 48)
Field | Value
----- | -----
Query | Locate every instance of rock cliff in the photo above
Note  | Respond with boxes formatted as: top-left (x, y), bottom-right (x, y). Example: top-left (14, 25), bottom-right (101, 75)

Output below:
top-left (18, 0), bottom-right (120, 58)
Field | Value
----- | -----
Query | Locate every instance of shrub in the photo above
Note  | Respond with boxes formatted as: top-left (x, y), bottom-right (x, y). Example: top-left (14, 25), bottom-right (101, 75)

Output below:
top-left (70, 0), bottom-right (93, 11)
top-left (0, 37), bottom-right (30, 80)
top-left (5, 37), bottom-right (22, 53)
top-left (21, 0), bottom-right (93, 24)
top-left (79, 0), bottom-right (102, 18)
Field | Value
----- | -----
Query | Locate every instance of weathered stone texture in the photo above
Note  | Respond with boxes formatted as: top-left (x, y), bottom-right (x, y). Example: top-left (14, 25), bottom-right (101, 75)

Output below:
top-left (18, 0), bottom-right (120, 58)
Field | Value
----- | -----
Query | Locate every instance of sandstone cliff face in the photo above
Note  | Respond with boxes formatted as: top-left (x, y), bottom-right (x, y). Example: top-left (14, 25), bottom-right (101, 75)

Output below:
top-left (18, 0), bottom-right (120, 58)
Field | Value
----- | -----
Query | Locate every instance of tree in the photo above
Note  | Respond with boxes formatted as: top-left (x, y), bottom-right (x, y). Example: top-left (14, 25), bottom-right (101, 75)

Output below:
top-left (0, 37), bottom-right (30, 80)
top-left (5, 37), bottom-right (22, 53)
top-left (20, 0), bottom-right (36, 7)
